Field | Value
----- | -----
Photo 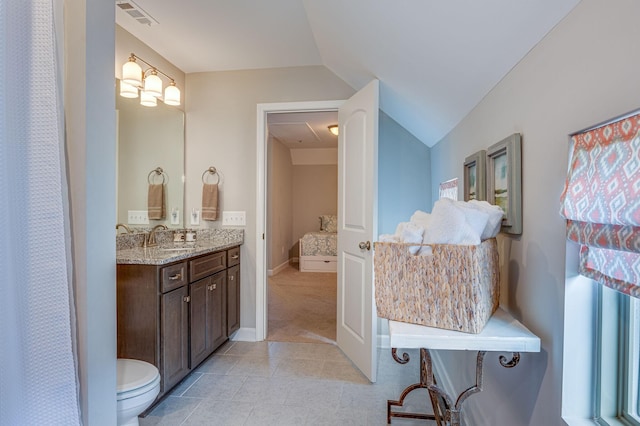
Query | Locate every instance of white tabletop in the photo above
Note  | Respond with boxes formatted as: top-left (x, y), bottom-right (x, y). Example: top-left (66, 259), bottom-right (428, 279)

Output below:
top-left (389, 307), bottom-right (541, 353)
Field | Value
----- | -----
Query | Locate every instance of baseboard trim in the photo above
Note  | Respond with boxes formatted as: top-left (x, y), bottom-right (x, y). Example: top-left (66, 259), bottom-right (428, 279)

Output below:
top-left (378, 333), bottom-right (390, 348)
top-left (268, 260), bottom-right (290, 276)
top-left (229, 327), bottom-right (256, 342)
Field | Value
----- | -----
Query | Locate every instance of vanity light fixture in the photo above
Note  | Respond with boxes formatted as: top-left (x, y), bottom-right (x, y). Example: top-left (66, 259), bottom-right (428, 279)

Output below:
top-left (328, 124), bottom-right (339, 136)
top-left (120, 53), bottom-right (181, 107)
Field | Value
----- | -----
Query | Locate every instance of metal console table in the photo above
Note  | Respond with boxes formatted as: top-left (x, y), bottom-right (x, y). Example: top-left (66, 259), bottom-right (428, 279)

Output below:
top-left (387, 308), bottom-right (540, 425)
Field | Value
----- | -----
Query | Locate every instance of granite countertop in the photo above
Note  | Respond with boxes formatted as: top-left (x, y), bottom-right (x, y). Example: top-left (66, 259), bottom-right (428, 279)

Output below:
top-left (116, 229), bottom-right (244, 265)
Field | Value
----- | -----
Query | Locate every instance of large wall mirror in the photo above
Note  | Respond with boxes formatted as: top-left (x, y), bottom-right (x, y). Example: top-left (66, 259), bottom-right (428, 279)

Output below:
top-left (116, 80), bottom-right (185, 228)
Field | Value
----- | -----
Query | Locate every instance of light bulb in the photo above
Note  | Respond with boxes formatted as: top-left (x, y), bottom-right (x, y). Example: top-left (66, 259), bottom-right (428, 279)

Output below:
top-left (119, 81), bottom-right (138, 99)
top-left (164, 82), bottom-right (180, 106)
top-left (144, 71), bottom-right (163, 98)
top-left (140, 90), bottom-right (157, 107)
top-left (122, 58), bottom-right (142, 87)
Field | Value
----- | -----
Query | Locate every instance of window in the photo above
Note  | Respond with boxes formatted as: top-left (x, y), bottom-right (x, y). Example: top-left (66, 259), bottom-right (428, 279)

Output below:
top-left (596, 285), bottom-right (640, 425)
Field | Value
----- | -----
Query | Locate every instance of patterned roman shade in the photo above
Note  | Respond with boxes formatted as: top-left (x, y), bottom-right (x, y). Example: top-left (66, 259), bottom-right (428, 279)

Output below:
top-left (560, 112), bottom-right (640, 298)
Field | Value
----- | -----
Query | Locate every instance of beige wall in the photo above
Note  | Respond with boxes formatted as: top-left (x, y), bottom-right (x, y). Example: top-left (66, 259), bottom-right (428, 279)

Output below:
top-left (292, 165), bottom-right (338, 246)
top-left (185, 66), bottom-right (355, 328)
top-left (429, 0), bottom-right (640, 424)
top-left (267, 137), bottom-right (293, 270)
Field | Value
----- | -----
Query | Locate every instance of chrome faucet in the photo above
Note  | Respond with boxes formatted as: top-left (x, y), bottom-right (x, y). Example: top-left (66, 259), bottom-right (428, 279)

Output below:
top-left (144, 224), bottom-right (168, 248)
top-left (116, 223), bottom-right (132, 234)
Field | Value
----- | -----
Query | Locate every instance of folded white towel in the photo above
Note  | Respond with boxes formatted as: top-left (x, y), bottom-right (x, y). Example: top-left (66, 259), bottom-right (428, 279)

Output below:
top-left (457, 202), bottom-right (490, 239)
top-left (400, 221), bottom-right (424, 254)
top-left (468, 200), bottom-right (504, 239)
top-left (378, 234), bottom-right (400, 243)
top-left (408, 211), bottom-right (433, 255)
top-left (394, 221), bottom-right (407, 236)
top-left (410, 210), bottom-right (432, 229)
top-left (423, 198), bottom-right (482, 245)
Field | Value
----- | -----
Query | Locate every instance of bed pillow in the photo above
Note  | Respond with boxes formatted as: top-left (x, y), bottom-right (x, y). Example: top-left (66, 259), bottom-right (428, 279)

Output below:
top-left (319, 214), bottom-right (338, 232)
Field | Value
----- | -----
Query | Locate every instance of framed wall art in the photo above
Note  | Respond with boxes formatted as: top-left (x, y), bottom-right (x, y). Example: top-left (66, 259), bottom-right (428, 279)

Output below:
top-left (487, 133), bottom-right (522, 235)
top-left (463, 150), bottom-right (486, 201)
top-left (439, 177), bottom-right (458, 201)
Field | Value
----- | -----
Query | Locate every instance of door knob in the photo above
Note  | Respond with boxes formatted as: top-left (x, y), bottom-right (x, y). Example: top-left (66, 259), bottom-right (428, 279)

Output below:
top-left (358, 241), bottom-right (371, 251)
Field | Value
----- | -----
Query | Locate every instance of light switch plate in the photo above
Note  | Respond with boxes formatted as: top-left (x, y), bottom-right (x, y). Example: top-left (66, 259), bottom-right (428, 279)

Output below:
top-left (190, 209), bottom-right (200, 226)
top-left (222, 211), bottom-right (246, 226)
top-left (128, 210), bottom-right (149, 225)
top-left (170, 209), bottom-right (180, 225)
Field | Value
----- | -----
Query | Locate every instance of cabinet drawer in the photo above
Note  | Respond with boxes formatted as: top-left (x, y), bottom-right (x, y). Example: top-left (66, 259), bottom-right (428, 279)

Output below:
top-left (227, 246), bottom-right (240, 267)
top-left (161, 262), bottom-right (188, 293)
top-left (301, 258), bottom-right (337, 272)
top-left (190, 251), bottom-right (226, 282)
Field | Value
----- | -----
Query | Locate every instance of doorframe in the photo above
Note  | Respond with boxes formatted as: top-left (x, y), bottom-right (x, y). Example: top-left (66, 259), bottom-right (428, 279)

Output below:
top-left (255, 100), bottom-right (345, 342)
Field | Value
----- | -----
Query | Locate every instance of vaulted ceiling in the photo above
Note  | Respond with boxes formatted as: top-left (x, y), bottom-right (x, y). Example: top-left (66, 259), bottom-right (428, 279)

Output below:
top-left (116, 0), bottom-right (580, 147)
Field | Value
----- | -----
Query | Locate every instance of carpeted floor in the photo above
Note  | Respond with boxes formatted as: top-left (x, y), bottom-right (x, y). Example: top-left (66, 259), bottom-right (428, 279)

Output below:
top-left (267, 263), bottom-right (336, 344)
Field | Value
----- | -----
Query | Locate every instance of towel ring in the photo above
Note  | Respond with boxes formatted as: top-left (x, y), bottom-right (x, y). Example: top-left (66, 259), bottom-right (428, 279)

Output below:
top-left (148, 167), bottom-right (167, 185)
top-left (202, 166), bottom-right (220, 185)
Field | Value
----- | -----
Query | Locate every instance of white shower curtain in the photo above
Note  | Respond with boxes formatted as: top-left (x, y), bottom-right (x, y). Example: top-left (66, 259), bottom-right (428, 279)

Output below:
top-left (0, 1), bottom-right (81, 425)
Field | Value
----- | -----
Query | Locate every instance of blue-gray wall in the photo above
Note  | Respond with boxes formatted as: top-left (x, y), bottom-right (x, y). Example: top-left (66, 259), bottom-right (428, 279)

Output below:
top-left (378, 111), bottom-right (431, 235)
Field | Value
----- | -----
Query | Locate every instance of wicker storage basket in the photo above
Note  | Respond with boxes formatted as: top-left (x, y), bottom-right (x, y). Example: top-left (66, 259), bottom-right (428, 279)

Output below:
top-left (374, 238), bottom-right (499, 334)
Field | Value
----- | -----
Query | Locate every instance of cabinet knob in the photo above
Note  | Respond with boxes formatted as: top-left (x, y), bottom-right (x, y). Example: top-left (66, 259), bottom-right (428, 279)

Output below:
top-left (208, 284), bottom-right (216, 291)
top-left (231, 254), bottom-right (239, 259)
top-left (169, 273), bottom-right (182, 281)
top-left (229, 275), bottom-right (234, 281)
top-left (183, 296), bottom-right (190, 303)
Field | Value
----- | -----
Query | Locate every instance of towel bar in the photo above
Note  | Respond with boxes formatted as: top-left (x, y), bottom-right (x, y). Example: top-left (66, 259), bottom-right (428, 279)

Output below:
top-left (202, 166), bottom-right (220, 184)
top-left (148, 167), bottom-right (167, 185)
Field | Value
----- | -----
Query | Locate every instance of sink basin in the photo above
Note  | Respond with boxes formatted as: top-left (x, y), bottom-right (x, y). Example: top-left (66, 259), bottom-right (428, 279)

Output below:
top-left (158, 247), bottom-right (196, 252)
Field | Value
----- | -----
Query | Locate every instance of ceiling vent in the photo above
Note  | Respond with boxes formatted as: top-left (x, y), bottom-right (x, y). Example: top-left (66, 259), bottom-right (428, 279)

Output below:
top-left (116, 1), bottom-right (158, 26)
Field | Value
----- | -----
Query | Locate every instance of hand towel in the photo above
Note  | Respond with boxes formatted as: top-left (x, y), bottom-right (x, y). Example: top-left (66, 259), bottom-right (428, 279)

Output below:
top-left (423, 198), bottom-right (481, 245)
top-left (410, 210), bottom-right (432, 230)
top-left (457, 201), bottom-right (490, 239)
top-left (469, 200), bottom-right (504, 239)
top-left (401, 221), bottom-right (425, 254)
top-left (148, 184), bottom-right (165, 220)
top-left (378, 234), bottom-right (400, 243)
top-left (202, 183), bottom-right (219, 221)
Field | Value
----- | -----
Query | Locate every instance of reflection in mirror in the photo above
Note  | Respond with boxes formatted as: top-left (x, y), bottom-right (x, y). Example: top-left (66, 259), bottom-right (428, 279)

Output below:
top-left (116, 80), bottom-right (185, 228)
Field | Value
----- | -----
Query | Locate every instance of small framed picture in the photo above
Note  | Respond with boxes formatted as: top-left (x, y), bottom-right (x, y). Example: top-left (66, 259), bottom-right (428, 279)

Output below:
top-left (487, 133), bottom-right (522, 235)
top-left (439, 178), bottom-right (458, 201)
top-left (463, 150), bottom-right (486, 201)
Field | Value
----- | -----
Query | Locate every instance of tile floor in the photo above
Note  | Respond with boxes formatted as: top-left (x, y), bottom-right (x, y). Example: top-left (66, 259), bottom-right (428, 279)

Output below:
top-left (140, 340), bottom-right (438, 425)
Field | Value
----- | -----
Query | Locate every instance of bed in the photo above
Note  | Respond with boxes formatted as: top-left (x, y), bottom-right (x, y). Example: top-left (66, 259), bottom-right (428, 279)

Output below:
top-left (299, 215), bottom-right (338, 272)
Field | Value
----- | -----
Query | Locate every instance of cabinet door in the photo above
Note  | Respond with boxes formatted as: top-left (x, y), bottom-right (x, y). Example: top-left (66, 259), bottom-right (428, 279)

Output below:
top-left (227, 264), bottom-right (240, 336)
top-left (161, 286), bottom-right (189, 392)
top-left (209, 271), bottom-right (227, 351)
top-left (190, 277), bottom-right (210, 368)
top-left (190, 272), bottom-right (227, 368)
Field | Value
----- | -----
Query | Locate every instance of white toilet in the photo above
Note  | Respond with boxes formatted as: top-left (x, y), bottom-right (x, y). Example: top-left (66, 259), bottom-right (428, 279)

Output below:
top-left (116, 358), bottom-right (161, 426)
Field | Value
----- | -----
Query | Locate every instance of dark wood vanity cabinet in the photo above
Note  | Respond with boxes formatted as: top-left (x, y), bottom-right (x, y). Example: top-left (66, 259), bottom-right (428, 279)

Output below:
top-left (189, 251), bottom-right (228, 368)
top-left (227, 247), bottom-right (241, 335)
top-left (117, 245), bottom-right (240, 396)
top-left (160, 285), bottom-right (189, 391)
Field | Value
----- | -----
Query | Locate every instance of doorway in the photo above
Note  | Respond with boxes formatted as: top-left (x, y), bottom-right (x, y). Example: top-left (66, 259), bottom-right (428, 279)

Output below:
top-left (255, 101), bottom-right (344, 343)
top-left (265, 110), bottom-right (339, 343)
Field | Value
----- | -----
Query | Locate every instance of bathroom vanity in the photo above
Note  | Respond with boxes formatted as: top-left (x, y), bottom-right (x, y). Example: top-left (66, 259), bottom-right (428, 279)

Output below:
top-left (116, 231), bottom-right (242, 397)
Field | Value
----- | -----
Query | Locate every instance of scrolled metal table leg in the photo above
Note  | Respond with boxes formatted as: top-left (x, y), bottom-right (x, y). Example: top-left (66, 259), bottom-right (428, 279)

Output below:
top-left (387, 348), bottom-right (442, 425)
top-left (391, 348), bottom-right (410, 364)
top-left (499, 352), bottom-right (521, 368)
top-left (422, 350), bottom-right (522, 426)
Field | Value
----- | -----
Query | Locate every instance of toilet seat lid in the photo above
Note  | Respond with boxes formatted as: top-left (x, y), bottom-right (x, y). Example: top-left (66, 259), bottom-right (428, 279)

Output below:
top-left (117, 359), bottom-right (160, 393)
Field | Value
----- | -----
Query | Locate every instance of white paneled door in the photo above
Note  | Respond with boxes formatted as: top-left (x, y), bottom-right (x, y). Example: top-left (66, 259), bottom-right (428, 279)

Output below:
top-left (337, 80), bottom-right (379, 382)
